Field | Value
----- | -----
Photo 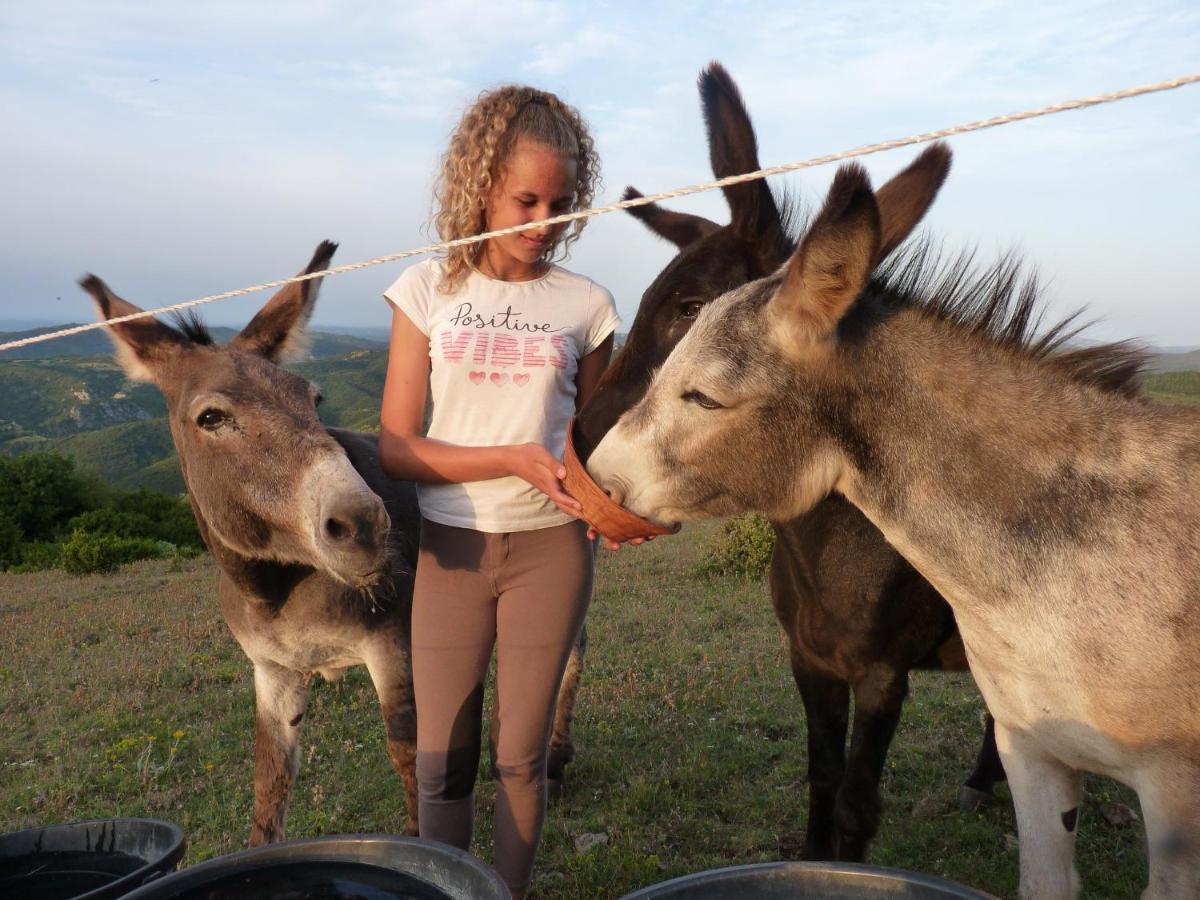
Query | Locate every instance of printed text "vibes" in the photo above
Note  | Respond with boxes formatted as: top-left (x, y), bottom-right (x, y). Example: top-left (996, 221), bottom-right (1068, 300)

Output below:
top-left (439, 330), bottom-right (571, 369)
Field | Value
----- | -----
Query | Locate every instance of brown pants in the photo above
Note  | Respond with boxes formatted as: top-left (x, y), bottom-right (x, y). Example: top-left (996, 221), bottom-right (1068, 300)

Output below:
top-left (412, 518), bottom-right (593, 893)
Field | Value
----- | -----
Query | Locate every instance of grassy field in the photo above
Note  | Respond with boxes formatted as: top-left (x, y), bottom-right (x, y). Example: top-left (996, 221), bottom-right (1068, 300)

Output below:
top-left (0, 521), bottom-right (1148, 898)
top-left (1145, 370), bottom-right (1200, 405)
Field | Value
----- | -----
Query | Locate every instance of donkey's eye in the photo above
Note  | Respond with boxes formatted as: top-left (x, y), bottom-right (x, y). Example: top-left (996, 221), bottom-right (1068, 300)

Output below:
top-left (196, 408), bottom-right (229, 430)
top-left (682, 390), bottom-right (723, 410)
top-left (679, 300), bottom-right (706, 320)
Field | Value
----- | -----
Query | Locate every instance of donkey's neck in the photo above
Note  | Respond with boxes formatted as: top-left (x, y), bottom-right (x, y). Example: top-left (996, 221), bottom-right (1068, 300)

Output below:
top-left (830, 308), bottom-right (1189, 617)
top-left (186, 488), bottom-right (316, 609)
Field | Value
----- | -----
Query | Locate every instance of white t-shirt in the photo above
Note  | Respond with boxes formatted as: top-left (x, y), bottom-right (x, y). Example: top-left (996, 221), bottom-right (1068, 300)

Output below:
top-left (384, 258), bottom-right (622, 533)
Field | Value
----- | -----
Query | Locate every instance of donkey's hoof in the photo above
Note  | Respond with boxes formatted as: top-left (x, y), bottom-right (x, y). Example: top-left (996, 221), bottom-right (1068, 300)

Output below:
top-left (403, 819), bottom-right (420, 837)
top-left (547, 777), bottom-right (564, 802)
top-left (958, 785), bottom-right (994, 812)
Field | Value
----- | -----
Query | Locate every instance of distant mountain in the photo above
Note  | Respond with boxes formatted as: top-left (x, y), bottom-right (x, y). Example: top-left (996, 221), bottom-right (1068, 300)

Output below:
top-left (310, 324), bottom-right (393, 343)
top-left (0, 323), bottom-right (385, 360)
top-left (43, 419), bottom-right (182, 492)
top-left (1149, 349), bottom-right (1200, 373)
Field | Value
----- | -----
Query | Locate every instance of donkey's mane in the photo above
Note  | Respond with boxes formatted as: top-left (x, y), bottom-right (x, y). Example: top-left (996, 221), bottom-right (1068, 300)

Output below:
top-left (766, 184), bottom-right (805, 262)
top-left (171, 310), bottom-right (215, 346)
top-left (870, 239), bottom-right (1147, 397)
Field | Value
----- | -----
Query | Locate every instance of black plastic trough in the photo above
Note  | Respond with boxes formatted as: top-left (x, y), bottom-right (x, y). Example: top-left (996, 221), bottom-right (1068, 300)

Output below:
top-left (118, 834), bottom-right (509, 900)
top-left (0, 817), bottom-right (185, 900)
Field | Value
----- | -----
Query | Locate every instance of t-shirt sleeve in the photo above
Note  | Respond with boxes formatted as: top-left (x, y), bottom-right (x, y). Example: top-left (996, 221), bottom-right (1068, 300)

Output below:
top-left (383, 263), bottom-right (432, 336)
top-left (584, 282), bottom-right (622, 355)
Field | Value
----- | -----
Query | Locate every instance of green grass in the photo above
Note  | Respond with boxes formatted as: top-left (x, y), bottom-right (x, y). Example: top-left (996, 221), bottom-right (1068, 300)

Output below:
top-left (1144, 370), bottom-right (1200, 405)
top-left (0, 523), bottom-right (1149, 898)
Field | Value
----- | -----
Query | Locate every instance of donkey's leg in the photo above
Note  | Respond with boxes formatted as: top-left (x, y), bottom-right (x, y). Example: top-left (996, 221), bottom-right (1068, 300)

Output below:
top-left (959, 712), bottom-right (1007, 810)
top-left (994, 722), bottom-right (1081, 900)
top-left (1136, 763), bottom-right (1200, 899)
top-left (794, 662), bottom-right (851, 860)
top-left (250, 661), bottom-right (311, 846)
top-left (364, 648), bottom-right (420, 837)
top-left (832, 672), bottom-right (908, 861)
top-left (547, 623), bottom-right (587, 798)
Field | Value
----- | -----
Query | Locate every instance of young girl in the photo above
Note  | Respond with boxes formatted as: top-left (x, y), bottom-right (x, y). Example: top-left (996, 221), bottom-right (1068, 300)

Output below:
top-left (378, 86), bottom-right (619, 898)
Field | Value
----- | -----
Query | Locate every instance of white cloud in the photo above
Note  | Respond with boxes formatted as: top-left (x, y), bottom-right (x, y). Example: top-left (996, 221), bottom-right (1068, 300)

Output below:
top-left (524, 24), bottom-right (627, 76)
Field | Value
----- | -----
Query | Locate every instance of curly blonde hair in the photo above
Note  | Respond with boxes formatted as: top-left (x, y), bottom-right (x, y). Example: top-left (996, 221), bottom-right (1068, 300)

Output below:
top-left (433, 85), bottom-right (601, 293)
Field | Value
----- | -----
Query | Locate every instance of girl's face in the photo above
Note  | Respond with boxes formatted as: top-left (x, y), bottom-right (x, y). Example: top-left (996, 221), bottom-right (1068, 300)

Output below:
top-left (481, 139), bottom-right (577, 279)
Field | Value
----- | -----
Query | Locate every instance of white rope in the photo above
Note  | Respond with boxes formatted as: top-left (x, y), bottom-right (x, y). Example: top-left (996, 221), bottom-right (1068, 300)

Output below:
top-left (3, 72), bottom-right (1198, 355)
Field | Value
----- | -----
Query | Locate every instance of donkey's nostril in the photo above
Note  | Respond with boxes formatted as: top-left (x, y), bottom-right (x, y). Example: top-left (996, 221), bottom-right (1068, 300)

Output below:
top-left (319, 495), bottom-right (385, 557)
top-left (325, 517), bottom-right (352, 542)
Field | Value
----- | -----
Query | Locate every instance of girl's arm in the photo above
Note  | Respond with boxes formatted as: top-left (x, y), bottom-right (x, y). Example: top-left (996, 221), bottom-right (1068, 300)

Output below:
top-left (378, 309), bottom-right (581, 516)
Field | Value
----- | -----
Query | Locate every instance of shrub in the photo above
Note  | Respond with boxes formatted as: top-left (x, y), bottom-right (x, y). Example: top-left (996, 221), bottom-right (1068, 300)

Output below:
top-left (65, 490), bottom-right (202, 551)
top-left (10, 541), bottom-right (63, 573)
top-left (0, 510), bottom-right (21, 570)
top-left (60, 530), bottom-right (168, 576)
top-left (109, 490), bottom-right (202, 549)
top-left (67, 507), bottom-right (158, 540)
top-left (0, 452), bottom-right (99, 542)
top-left (694, 514), bottom-right (776, 579)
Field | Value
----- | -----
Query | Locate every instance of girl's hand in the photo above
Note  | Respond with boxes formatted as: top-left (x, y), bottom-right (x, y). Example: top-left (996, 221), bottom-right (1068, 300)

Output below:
top-left (507, 443), bottom-right (583, 518)
top-left (586, 526), bottom-right (654, 552)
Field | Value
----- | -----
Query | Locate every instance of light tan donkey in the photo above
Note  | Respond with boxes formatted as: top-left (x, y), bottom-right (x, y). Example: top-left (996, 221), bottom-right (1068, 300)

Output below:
top-left (589, 158), bottom-right (1200, 898)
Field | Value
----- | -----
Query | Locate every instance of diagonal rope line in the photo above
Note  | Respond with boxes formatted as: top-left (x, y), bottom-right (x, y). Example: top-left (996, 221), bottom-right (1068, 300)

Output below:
top-left (3, 71), bottom-right (1198, 355)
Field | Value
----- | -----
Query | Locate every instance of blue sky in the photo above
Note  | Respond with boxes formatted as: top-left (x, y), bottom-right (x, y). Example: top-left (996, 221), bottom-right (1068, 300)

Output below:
top-left (1, 1), bottom-right (1197, 346)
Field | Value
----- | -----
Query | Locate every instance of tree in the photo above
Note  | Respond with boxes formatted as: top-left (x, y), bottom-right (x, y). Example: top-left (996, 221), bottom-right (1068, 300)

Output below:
top-left (0, 509), bottom-right (21, 569)
top-left (0, 452), bottom-right (98, 542)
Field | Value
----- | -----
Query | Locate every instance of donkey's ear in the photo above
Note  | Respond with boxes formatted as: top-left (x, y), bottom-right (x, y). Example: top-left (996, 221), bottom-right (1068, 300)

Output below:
top-left (770, 164), bottom-right (880, 353)
top-left (622, 187), bottom-right (720, 249)
top-left (80, 275), bottom-right (188, 382)
top-left (232, 240), bottom-right (337, 362)
top-left (699, 62), bottom-right (783, 253)
top-left (875, 142), bottom-right (951, 261)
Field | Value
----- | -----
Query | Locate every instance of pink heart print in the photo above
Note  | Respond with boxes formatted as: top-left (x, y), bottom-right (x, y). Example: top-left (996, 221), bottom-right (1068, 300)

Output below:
top-left (513, 373), bottom-right (530, 387)
top-left (490, 372), bottom-right (509, 386)
top-left (469, 371), bottom-right (486, 384)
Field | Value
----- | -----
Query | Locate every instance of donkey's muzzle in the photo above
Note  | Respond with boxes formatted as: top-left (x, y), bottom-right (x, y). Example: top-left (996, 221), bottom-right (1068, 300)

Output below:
top-left (317, 493), bottom-right (391, 581)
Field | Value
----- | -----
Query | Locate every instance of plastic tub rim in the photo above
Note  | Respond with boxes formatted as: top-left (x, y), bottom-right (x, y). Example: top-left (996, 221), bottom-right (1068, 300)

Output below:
top-left (0, 816), bottom-right (186, 900)
top-left (119, 832), bottom-right (510, 900)
top-left (617, 859), bottom-right (1000, 899)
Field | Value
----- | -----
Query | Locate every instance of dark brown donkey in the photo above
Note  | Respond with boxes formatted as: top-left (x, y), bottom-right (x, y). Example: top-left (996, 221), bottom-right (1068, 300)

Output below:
top-left (577, 64), bottom-right (1017, 861)
top-left (82, 244), bottom-right (585, 844)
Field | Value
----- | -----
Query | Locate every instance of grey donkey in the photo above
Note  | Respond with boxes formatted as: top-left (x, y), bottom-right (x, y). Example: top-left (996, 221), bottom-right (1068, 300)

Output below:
top-left (589, 159), bottom-right (1199, 899)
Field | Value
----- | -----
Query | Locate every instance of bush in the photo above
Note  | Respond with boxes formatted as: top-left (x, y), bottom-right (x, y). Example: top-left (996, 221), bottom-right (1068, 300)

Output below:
top-left (0, 510), bottom-right (21, 570)
top-left (694, 514), bottom-right (776, 579)
top-left (0, 452), bottom-right (99, 542)
top-left (109, 490), bottom-right (202, 549)
top-left (60, 530), bottom-right (168, 576)
top-left (0, 451), bottom-right (203, 574)
top-left (67, 507), bottom-right (158, 540)
top-left (65, 489), bottom-right (202, 551)
top-left (10, 541), bottom-right (63, 573)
